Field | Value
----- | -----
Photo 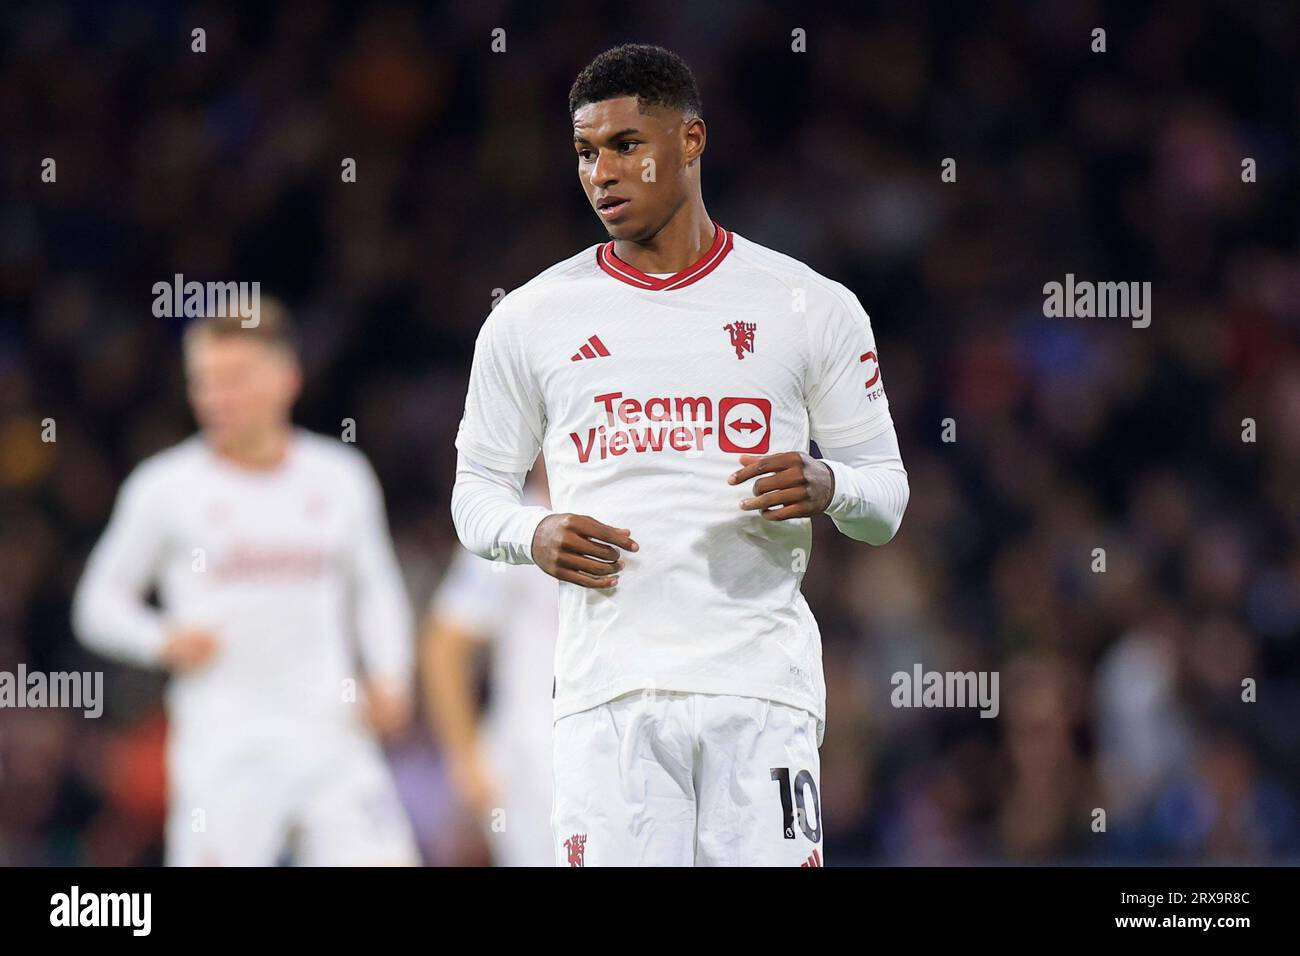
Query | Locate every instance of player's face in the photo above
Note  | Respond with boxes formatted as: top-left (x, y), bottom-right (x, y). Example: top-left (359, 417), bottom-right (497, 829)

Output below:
top-left (185, 337), bottom-right (300, 448)
top-left (573, 96), bottom-right (704, 241)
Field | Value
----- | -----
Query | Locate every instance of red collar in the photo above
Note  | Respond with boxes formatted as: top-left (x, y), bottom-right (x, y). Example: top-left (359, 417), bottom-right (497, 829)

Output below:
top-left (596, 222), bottom-right (734, 291)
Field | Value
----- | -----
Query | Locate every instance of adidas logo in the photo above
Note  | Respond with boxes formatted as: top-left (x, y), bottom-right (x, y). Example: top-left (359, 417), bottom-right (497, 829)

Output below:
top-left (570, 334), bottom-right (611, 362)
top-left (800, 848), bottom-right (822, 868)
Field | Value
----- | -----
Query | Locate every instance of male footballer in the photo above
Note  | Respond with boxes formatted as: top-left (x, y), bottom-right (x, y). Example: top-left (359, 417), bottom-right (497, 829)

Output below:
top-left (451, 44), bottom-right (909, 866)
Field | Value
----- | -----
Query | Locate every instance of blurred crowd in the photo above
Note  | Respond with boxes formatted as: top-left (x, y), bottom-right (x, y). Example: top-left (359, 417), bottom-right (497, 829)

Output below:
top-left (1, 0), bottom-right (1297, 864)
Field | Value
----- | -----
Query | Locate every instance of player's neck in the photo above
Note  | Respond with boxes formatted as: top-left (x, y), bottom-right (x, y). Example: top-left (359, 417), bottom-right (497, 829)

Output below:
top-left (612, 200), bottom-right (715, 275)
top-left (207, 425), bottom-right (295, 471)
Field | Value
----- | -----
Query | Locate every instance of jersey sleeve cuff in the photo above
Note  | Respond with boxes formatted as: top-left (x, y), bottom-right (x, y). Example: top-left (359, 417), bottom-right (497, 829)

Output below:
top-left (819, 457), bottom-right (858, 519)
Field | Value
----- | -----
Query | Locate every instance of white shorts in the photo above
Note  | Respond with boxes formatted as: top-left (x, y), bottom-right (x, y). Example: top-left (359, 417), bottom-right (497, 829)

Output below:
top-left (551, 691), bottom-right (824, 866)
top-left (165, 728), bottom-right (419, 867)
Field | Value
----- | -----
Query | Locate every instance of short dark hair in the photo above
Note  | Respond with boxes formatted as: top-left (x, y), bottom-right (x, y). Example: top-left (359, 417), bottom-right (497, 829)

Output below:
top-left (569, 44), bottom-right (702, 119)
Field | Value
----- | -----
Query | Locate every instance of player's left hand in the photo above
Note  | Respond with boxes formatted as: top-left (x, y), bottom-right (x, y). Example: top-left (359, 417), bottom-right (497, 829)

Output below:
top-left (728, 452), bottom-right (835, 521)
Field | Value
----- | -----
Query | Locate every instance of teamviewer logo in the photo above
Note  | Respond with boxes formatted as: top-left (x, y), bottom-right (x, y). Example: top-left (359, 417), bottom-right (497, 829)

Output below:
top-left (718, 397), bottom-right (771, 453)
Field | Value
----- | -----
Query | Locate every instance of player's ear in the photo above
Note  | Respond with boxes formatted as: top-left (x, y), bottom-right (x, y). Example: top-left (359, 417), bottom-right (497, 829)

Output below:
top-left (683, 115), bottom-right (706, 167)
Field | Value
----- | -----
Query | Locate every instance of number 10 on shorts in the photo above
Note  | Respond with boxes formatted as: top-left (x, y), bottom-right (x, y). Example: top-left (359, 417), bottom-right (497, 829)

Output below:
top-left (771, 766), bottom-right (822, 843)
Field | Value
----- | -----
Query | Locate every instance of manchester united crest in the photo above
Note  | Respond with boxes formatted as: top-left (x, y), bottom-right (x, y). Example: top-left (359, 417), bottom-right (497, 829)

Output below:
top-left (723, 321), bottom-right (756, 360)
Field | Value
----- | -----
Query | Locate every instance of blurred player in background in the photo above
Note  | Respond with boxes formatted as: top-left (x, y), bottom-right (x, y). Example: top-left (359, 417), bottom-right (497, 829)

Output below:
top-left (423, 460), bottom-right (557, 867)
top-left (72, 301), bottom-right (419, 866)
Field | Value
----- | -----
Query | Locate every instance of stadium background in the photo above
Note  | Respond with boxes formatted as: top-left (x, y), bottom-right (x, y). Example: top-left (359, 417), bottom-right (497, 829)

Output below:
top-left (1, 0), bottom-right (1297, 865)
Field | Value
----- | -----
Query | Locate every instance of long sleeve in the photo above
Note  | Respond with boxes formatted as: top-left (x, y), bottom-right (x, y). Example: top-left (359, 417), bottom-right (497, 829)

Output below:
top-left (350, 457), bottom-right (416, 691)
top-left (450, 448), bottom-right (554, 566)
top-left (817, 424), bottom-right (910, 545)
top-left (802, 283), bottom-right (907, 545)
top-left (72, 466), bottom-right (170, 667)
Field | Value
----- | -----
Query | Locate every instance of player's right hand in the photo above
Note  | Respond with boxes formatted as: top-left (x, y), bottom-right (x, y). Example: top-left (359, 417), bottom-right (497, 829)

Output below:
top-left (531, 514), bottom-right (637, 588)
top-left (160, 628), bottom-right (219, 671)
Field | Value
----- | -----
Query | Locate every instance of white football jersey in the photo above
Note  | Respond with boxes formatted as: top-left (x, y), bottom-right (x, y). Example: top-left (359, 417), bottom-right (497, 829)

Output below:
top-left (73, 429), bottom-right (414, 750)
top-left (454, 224), bottom-right (893, 736)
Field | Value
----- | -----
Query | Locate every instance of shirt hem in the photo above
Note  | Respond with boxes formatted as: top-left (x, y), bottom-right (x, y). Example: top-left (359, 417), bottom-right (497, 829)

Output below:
top-left (553, 677), bottom-right (825, 739)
